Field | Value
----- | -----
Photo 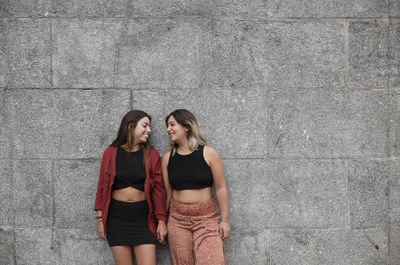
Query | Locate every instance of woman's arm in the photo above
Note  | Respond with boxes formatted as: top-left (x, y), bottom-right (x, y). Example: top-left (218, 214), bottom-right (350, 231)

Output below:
top-left (150, 150), bottom-right (168, 243)
top-left (161, 151), bottom-right (173, 210)
top-left (205, 146), bottom-right (230, 239)
top-left (150, 150), bottom-right (167, 221)
top-left (94, 149), bottom-right (108, 240)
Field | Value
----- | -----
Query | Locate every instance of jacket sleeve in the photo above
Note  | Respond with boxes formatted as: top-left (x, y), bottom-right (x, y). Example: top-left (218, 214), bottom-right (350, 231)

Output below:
top-left (94, 149), bottom-right (108, 211)
top-left (150, 150), bottom-right (167, 221)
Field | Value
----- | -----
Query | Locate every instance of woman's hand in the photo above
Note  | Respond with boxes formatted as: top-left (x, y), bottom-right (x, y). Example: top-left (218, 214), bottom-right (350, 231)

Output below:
top-left (157, 220), bottom-right (168, 244)
top-left (219, 221), bottom-right (230, 240)
top-left (97, 222), bottom-right (106, 240)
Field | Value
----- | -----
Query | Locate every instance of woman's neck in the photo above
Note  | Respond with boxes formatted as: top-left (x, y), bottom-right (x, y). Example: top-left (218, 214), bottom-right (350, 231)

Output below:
top-left (175, 138), bottom-right (191, 154)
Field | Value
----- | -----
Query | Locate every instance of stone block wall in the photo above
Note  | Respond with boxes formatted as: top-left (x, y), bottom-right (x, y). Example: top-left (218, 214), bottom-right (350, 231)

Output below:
top-left (0, 0), bottom-right (399, 264)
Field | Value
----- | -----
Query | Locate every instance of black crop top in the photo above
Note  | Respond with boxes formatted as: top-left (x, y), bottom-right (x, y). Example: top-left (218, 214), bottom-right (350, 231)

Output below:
top-left (113, 147), bottom-right (145, 191)
top-left (167, 145), bottom-right (213, 191)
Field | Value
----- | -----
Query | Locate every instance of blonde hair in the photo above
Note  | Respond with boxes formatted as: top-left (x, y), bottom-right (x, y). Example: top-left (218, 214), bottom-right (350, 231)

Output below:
top-left (165, 109), bottom-right (207, 155)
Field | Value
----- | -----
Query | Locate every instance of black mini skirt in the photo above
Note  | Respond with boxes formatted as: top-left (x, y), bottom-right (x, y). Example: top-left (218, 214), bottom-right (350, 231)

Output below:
top-left (107, 199), bottom-right (157, 247)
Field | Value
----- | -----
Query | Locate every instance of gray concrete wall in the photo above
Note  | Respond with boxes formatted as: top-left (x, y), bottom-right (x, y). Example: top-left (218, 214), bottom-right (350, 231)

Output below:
top-left (0, 0), bottom-right (399, 264)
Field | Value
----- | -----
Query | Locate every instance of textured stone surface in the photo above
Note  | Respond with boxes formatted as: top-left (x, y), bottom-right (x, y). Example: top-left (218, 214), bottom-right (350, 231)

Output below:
top-left (131, 90), bottom-right (167, 151)
top-left (4, 90), bottom-right (130, 159)
top-left (202, 20), bottom-right (345, 90)
top-left (389, 20), bottom-right (400, 90)
top-left (53, 229), bottom-right (113, 264)
top-left (54, 160), bottom-right (100, 229)
top-left (15, 228), bottom-right (57, 264)
top-left (156, 244), bottom-right (172, 265)
top-left (132, 89), bottom-right (268, 158)
top-left (115, 19), bottom-right (202, 89)
top-left (349, 160), bottom-right (390, 228)
top-left (13, 160), bottom-right (53, 228)
top-left (225, 159), bottom-right (347, 228)
top-left (389, 160), bottom-right (400, 226)
top-left (268, 0), bottom-right (388, 18)
top-left (225, 229), bottom-right (269, 264)
top-left (130, 0), bottom-right (267, 18)
top-left (0, 19), bottom-right (51, 88)
top-left (0, 0), bottom-right (131, 17)
top-left (0, 89), bottom-right (12, 158)
top-left (0, 227), bottom-right (14, 265)
top-left (390, 1), bottom-right (400, 17)
top-left (390, 94), bottom-right (400, 157)
top-left (349, 21), bottom-right (389, 88)
top-left (53, 19), bottom-right (124, 88)
top-left (270, 228), bottom-right (387, 265)
top-left (390, 229), bottom-right (400, 265)
top-left (0, 160), bottom-right (13, 226)
top-left (267, 90), bottom-right (389, 158)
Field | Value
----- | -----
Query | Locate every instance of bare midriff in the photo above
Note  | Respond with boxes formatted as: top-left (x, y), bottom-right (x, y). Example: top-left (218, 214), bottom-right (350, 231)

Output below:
top-left (172, 187), bottom-right (212, 203)
top-left (112, 187), bottom-right (146, 202)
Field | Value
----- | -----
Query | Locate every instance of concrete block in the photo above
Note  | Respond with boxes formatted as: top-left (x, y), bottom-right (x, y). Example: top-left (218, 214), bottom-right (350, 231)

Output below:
top-left (53, 229), bottom-right (113, 264)
top-left (4, 89), bottom-right (130, 159)
top-left (225, 229), bottom-right (270, 264)
top-left (13, 160), bottom-right (53, 228)
top-left (389, 21), bottom-right (400, 91)
top-left (53, 19), bottom-right (124, 88)
top-left (0, 227), bottom-right (14, 265)
top-left (349, 21), bottom-right (389, 88)
top-left (349, 160), bottom-right (389, 228)
top-left (0, 89), bottom-right (12, 159)
top-left (389, 160), bottom-right (400, 226)
top-left (0, 19), bottom-right (51, 88)
top-left (0, 160), bottom-right (13, 226)
top-left (54, 160), bottom-right (100, 229)
top-left (0, 0), bottom-right (50, 17)
top-left (132, 90), bottom-right (167, 152)
top-left (390, 94), bottom-right (400, 157)
top-left (268, 0), bottom-right (388, 18)
top-left (132, 89), bottom-right (268, 158)
top-left (390, 1), bottom-right (400, 17)
top-left (156, 244), bottom-right (172, 265)
top-left (115, 19), bottom-right (202, 89)
top-left (201, 20), bottom-right (345, 90)
top-left (224, 159), bottom-right (347, 229)
top-left (49, 0), bottom-right (131, 17)
top-left (267, 90), bottom-right (389, 158)
top-left (0, 0), bottom-right (131, 17)
top-left (390, 229), bottom-right (400, 265)
top-left (130, 0), bottom-right (267, 18)
top-left (15, 228), bottom-right (58, 265)
top-left (270, 228), bottom-right (387, 265)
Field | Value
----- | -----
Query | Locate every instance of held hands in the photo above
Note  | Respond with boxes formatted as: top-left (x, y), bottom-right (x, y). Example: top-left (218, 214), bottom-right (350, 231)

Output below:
top-left (97, 222), bottom-right (106, 240)
top-left (157, 220), bottom-right (168, 244)
top-left (219, 220), bottom-right (231, 240)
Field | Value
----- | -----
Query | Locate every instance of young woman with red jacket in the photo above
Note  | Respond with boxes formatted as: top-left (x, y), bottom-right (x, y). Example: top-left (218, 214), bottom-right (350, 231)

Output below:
top-left (94, 110), bottom-right (167, 265)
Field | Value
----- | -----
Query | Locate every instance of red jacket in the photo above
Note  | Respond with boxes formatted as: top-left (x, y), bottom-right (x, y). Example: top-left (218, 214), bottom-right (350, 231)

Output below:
top-left (94, 146), bottom-right (167, 238)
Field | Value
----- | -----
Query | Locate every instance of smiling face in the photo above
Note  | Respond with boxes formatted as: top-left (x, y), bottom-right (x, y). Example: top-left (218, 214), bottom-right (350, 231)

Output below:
top-left (132, 116), bottom-right (151, 144)
top-left (166, 115), bottom-right (187, 143)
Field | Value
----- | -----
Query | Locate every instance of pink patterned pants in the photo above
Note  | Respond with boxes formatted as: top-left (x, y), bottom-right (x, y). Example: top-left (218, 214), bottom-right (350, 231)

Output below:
top-left (168, 199), bottom-right (225, 265)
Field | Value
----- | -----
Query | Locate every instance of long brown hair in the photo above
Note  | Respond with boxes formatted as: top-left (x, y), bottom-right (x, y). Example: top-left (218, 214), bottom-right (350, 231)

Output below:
top-left (111, 110), bottom-right (152, 160)
top-left (165, 109), bottom-right (207, 155)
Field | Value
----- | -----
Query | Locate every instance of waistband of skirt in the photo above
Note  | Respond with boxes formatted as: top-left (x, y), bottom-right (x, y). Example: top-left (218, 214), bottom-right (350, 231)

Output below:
top-left (110, 198), bottom-right (147, 206)
top-left (169, 198), bottom-right (218, 218)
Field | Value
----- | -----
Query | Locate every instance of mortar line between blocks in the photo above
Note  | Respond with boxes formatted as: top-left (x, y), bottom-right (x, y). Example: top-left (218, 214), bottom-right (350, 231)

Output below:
top-left (346, 159), bottom-right (351, 228)
top-left (50, 19), bottom-right (53, 89)
top-left (344, 19), bottom-right (349, 91)
top-left (386, 18), bottom-right (391, 91)
top-left (0, 16), bottom-right (394, 21)
top-left (12, 160), bottom-right (16, 265)
top-left (51, 160), bottom-right (56, 228)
